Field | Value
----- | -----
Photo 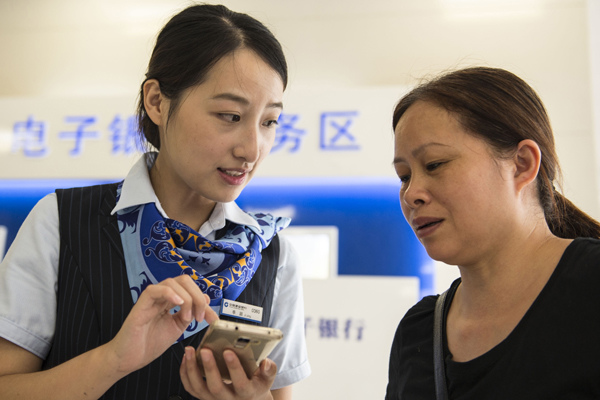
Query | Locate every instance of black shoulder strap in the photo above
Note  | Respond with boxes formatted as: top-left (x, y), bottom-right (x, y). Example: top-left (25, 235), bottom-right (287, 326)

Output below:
top-left (434, 289), bottom-right (449, 400)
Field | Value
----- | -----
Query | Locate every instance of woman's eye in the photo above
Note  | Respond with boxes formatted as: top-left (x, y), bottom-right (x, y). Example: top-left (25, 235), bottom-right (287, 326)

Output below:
top-left (264, 119), bottom-right (279, 127)
top-left (426, 162), bottom-right (444, 171)
top-left (220, 113), bottom-right (241, 122)
top-left (399, 175), bottom-right (410, 184)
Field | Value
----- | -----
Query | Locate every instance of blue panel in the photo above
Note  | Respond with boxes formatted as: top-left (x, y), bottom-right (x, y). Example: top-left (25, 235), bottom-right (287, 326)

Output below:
top-left (0, 177), bottom-right (433, 294)
top-left (236, 177), bottom-right (433, 293)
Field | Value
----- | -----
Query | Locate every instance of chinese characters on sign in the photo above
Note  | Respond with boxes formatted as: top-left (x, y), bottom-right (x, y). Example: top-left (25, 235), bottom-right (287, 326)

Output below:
top-left (272, 113), bottom-right (305, 153)
top-left (58, 116), bottom-right (100, 156)
top-left (12, 116), bottom-right (48, 157)
top-left (305, 316), bottom-right (365, 341)
top-left (108, 115), bottom-right (139, 155)
top-left (270, 111), bottom-right (361, 154)
top-left (319, 111), bottom-right (361, 151)
top-left (11, 114), bottom-right (140, 158)
top-left (11, 111), bottom-right (360, 158)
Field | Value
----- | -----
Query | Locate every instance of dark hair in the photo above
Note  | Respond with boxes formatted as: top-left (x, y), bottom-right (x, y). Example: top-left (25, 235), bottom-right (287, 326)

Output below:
top-left (136, 3), bottom-right (288, 150)
top-left (392, 66), bottom-right (600, 239)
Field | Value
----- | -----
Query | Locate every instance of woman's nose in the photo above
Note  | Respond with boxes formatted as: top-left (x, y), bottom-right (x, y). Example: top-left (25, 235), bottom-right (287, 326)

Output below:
top-left (401, 177), bottom-right (428, 208)
top-left (233, 125), bottom-right (260, 163)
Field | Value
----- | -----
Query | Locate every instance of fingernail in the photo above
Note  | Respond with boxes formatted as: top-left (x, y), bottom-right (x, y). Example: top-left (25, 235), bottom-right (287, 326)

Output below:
top-left (201, 349), bottom-right (211, 363)
top-left (224, 350), bottom-right (235, 363)
top-left (174, 295), bottom-right (184, 305)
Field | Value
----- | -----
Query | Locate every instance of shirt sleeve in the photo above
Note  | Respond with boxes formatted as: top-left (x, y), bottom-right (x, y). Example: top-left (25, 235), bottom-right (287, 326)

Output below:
top-left (0, 193), bottom-right (60, 359)
top-left (268, 235), bottom-right (312, 389)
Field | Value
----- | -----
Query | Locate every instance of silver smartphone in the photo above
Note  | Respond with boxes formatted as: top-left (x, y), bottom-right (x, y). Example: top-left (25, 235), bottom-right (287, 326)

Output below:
top-left (195, 320), bottom-right (284, 381)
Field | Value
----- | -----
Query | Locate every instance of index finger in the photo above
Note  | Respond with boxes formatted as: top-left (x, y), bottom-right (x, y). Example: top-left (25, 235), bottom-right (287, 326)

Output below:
top-left (175, 275), bottom-right (219, 324)
top-left (202, 294), bottom-right (219, 324)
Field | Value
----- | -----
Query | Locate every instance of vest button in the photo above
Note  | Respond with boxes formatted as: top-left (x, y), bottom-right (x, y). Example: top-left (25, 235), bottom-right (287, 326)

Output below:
top-left (168, 396), bottom-right (183, 400)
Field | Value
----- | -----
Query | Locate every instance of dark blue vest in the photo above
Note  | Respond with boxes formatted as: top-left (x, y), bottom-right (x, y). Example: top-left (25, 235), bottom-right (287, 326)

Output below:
top-left (43, 183), bottom-right (279, 400)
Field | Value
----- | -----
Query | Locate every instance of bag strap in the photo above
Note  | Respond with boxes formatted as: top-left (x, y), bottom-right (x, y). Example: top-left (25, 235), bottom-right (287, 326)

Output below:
top-left (434, 289), bottom-right (449, 400)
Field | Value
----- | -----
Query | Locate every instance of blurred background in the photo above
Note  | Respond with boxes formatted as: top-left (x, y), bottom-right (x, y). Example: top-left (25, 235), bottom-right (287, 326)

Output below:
top-left (1, 0), bottom-right (598, 398)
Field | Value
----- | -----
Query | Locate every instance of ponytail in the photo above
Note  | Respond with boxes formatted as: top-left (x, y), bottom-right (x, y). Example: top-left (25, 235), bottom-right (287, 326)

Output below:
top-left (546, 190), bottom-right (600, 239)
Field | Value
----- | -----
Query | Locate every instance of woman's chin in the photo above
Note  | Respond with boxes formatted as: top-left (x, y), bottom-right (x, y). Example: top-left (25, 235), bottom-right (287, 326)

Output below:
top-left (423, 246), bottom-right (460, 267)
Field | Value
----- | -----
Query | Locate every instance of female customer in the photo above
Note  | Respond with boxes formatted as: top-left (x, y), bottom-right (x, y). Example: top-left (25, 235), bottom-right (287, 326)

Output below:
top-left (387, 66), bottom-right (600, 399)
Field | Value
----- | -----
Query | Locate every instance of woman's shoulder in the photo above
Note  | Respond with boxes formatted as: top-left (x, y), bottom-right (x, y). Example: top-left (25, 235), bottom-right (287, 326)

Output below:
top-left (549, 237), bottom-right (600, 291)
top-left (26, 192), bottom-right (58, 221)
top-left (570, 236), bottom-right (600, 250)
top-left (55, 181), bottom-right (119, 196)
top-left (404, 294), bottom-right (437, 321)
top-left (396, 294), bottom-right (438, 340)
top-left (561, 237), bottom-right (600, 264)
top-left (273, 233), bottom-right (297, 271)
top-left (397, 279), bottom-right (460, 334)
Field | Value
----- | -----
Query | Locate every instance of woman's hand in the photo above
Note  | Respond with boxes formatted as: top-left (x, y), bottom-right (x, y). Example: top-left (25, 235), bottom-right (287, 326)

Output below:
top-left (105, 275), bottom-right (219, 376)
top-left (180, 346), bottom-right (277, 400)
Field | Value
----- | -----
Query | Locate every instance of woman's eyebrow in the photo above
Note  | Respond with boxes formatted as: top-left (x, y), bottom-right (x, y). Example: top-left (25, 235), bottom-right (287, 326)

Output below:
top-left (393, 142), bottom-right (451, 164)
top-left (211, 92), bottom-right (283, 109)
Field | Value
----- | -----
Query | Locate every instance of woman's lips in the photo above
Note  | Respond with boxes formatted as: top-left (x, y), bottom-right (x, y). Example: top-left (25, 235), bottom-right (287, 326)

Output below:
top-left (412, 217), bottom-right (444, 238)
top-left (218, 168), bottom-right (248, 185)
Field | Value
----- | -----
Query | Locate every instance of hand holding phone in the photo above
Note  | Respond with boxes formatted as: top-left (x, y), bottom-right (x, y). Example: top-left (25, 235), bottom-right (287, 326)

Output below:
top-left (195, 320), bottom-right (283, 381)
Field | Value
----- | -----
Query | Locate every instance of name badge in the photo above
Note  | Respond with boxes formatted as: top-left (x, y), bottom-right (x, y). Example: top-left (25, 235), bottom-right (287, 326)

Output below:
top-left (220, 299), bottom-right (263, 323)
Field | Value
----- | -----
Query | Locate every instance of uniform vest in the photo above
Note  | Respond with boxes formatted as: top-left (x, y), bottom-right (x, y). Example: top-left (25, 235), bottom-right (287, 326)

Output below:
top-left (43, 183), bottom-right (279, 400)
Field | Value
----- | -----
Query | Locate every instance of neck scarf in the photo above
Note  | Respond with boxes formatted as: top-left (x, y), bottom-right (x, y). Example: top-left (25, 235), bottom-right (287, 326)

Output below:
top-left (115, 182), bottom-right (290, 340)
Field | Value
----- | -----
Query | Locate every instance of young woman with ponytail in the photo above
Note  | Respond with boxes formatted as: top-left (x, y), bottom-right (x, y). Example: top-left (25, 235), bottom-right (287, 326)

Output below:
top-left (0, 4), bottom-right (310, 399)
top-left (386, 66), bottom-right (600, 399)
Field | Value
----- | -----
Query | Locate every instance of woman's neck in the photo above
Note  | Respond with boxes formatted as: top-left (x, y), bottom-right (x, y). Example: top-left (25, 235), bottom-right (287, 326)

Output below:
top-left (446, 227), bottom-right (571, 360)
top-left (149, 162), bottom-right (216, 231)
top-left (456, 229), bottom-right (570, 315)
top-left (446, 226), bottom-right (572, 361)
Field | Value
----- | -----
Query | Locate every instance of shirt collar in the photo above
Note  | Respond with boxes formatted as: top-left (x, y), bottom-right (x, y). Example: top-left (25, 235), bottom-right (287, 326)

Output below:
top-left (111, 152), bottom-right (260, 236)
top-left (111, 152), bottom-right (167, 216)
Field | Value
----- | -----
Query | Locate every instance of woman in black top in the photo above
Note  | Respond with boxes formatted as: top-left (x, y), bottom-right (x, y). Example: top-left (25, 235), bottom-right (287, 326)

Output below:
top-left (387, 67), bottom-right (600, 399)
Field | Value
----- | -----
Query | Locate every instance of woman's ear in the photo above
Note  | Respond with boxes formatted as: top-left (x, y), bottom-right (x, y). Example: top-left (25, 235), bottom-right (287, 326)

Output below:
top-left (143, 79), bottom-right (167, 126)
top-left (513, 139), bottom-right (542, 193)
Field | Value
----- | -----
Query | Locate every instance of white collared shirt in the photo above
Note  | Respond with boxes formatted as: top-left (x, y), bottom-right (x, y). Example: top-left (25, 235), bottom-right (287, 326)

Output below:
top-left (0, 154), bottom-right (310, 388)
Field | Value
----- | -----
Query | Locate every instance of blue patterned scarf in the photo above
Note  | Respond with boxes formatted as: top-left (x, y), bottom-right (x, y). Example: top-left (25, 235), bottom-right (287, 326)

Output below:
top-left (115, 182), bottom-right (290, 341)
